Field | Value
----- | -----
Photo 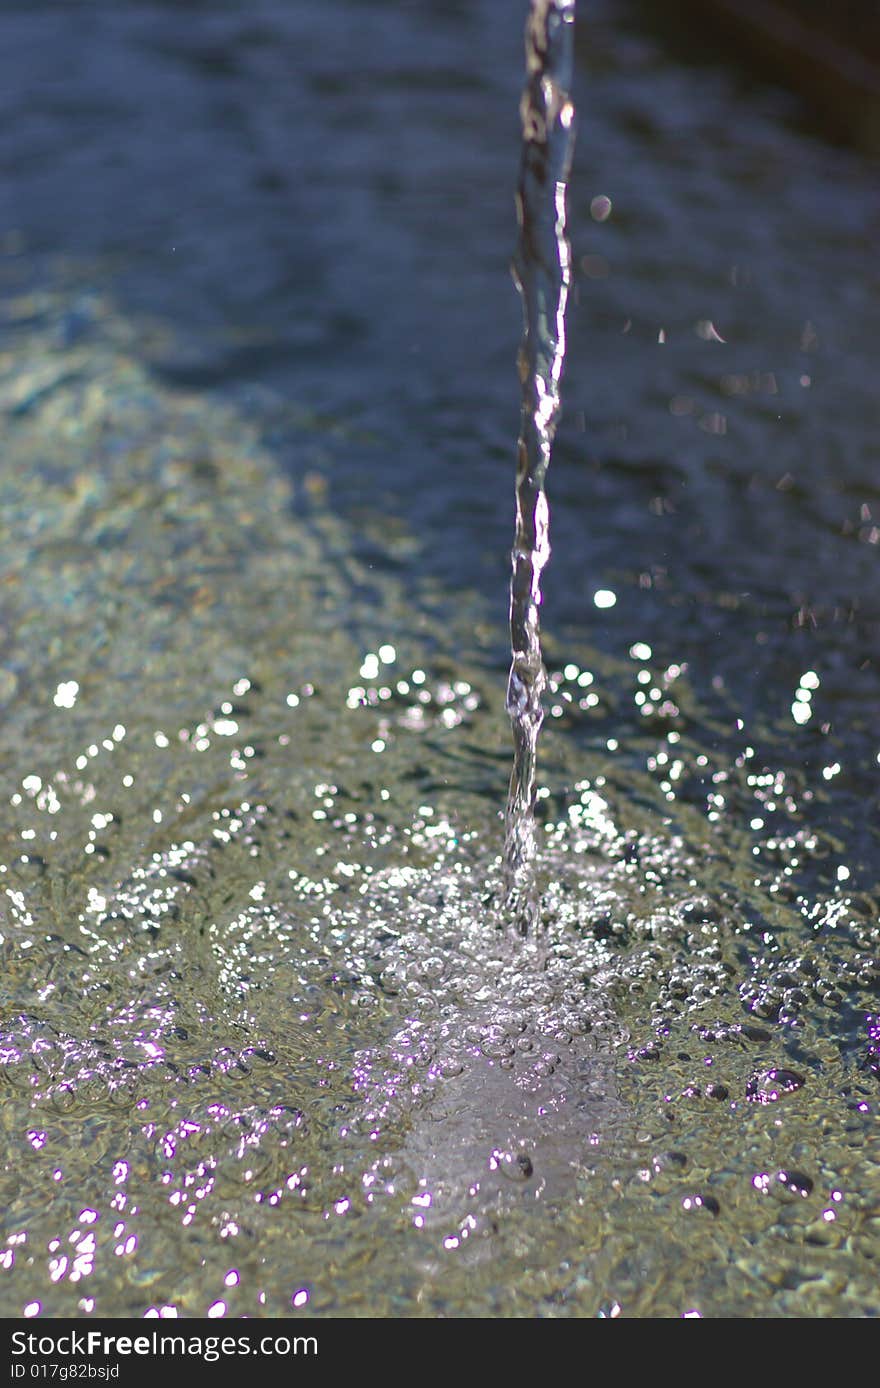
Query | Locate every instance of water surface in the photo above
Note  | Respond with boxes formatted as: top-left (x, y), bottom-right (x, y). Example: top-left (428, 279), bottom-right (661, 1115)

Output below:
top-left (0, 0), bottom-right (878, 1319)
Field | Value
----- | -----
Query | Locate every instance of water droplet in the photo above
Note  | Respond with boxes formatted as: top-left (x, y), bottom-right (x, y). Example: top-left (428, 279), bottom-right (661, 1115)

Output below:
top-left (653, 1151), bottom-right (688, 1176)
top-left (774, 1170), bottom-right (813, 1200)
top-left (746, 1068), bottom-right (805, 1104)
top-left (480, 1028), bottom-right (515, 1060)
top-left (681, 1193), bottom-right (720, 1215)
top-left (494, 1149), bottom-right (534, 1182)
top-left (438, 1058), bottom-right (465, 1078)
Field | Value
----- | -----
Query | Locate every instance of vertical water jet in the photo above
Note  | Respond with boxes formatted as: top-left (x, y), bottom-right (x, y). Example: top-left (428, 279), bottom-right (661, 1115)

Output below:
top-left (504, 0), bottom-right (576, 932)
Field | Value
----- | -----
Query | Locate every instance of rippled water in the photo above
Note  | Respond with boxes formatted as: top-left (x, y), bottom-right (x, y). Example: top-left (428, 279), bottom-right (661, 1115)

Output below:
top-left (0, 0), bottom-right (878, 1319)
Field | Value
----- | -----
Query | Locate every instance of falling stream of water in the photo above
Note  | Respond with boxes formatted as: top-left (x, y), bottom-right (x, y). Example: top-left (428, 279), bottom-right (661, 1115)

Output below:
top-left (504, 0), bottom-right (577, 930)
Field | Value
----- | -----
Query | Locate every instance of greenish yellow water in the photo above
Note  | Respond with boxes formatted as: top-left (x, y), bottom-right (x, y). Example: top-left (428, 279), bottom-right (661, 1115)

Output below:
top-left (0, 274), bottom-right (878, 1319)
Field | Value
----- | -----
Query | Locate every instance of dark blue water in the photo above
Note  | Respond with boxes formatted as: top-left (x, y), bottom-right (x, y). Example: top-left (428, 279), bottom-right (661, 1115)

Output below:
top-left (4, 0), bottom-right (878, 721)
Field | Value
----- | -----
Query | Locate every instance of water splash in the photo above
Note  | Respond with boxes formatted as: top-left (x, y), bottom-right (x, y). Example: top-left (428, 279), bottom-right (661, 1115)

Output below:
top-left (504, 0), bottom-right (576, 931)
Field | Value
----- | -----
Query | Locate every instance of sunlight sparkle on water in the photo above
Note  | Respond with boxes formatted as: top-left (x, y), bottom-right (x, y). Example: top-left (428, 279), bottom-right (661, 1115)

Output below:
top-left (53, 681), bottom-right (79, 709)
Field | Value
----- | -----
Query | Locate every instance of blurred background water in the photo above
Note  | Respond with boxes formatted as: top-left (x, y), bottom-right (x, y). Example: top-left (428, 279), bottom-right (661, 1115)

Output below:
top-left (0, 0), bottom-right (878, 1319)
